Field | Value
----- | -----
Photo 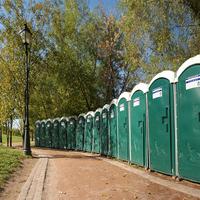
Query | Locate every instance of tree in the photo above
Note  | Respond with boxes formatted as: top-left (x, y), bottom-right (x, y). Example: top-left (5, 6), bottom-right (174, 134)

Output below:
top-left (119, 0), bottom-right (200, 81)
top-left (0, 0), bottom-right (132, 131)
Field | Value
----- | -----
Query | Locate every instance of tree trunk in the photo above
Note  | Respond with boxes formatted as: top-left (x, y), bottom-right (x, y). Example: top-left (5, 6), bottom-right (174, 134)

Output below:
top-left (6, 122), bottom-right (9, 147)
top-left (10, 116), bottom-right (13, 147)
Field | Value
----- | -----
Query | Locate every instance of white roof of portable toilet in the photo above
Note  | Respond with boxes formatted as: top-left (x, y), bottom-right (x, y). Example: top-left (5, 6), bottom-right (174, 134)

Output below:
top-left (148, 70), bottom-right (176, 91)
top-left (78, 113), bottom-right (85, 118)
top-left (130, 83), bottom-right (148, 97)
top-left (35, 120), bottom-right (41, 124)
top-left (110, 98), bottom-right (118, 106)
top-left (69, 116), bottom-right (77, 120)
top-left (95, 108), bottom-right (102, 114)
top-left (102, 104), bottom-right (110, 110)
top-left (85, 111), bottom-right (95, 117)
top-left (46, 118), bottom-right (52, 123)
top-left (53, 118), bottom-right (59, 123)
top-left (117, 92), bottom-right (131, 105)
top-left (60, 117), bottom-right (68, 121)
top-left (175, 55), bottom-right (200, 82)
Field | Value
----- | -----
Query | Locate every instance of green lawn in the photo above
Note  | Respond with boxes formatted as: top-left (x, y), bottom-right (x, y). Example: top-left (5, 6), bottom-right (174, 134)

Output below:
top-left (2, 134), bottom-right (22, 144)
top-left (0, 145), bottom-right (24, 188)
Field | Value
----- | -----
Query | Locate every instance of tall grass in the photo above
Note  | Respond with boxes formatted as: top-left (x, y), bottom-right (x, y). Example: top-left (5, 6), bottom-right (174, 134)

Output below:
top-left (0, 146), bottom-right (24, 188)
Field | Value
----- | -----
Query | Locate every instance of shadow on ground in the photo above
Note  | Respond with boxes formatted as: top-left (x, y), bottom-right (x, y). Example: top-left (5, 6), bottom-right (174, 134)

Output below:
top-left (32, 147), bottom-right (102, 160)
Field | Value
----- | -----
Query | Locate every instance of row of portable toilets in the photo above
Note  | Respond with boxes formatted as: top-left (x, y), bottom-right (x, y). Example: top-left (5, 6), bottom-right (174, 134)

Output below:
top-left (35, 55), bottom-right (200, 183)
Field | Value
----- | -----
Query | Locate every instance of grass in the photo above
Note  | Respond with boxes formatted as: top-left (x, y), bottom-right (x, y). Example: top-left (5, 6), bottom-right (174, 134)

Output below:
top-left (0, 145), bottom-right (24, 188)
top-left (2, 134), bottom-right (22, 144)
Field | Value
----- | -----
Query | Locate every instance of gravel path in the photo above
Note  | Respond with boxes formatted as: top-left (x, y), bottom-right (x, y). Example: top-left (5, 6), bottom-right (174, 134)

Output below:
top-left (28, 148), bottom-right (200, 200)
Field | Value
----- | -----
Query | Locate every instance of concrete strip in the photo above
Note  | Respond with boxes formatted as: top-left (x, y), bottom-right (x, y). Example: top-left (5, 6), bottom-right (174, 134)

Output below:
top-left (17, 159), bottom-right (42, 200)
top-left (102, 158), bottom-right (200, 199)
top-left (33, 158), bottom-right (48, 200)
top-left (17, 158), bottom-right (48, 200)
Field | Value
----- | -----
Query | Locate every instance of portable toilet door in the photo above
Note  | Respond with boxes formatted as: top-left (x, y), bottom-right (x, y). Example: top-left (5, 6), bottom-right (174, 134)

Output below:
top-left (35, 120), bottom-right (41, 147)
top-left (101, 104), bottom-right (110, 156)
top-left (52, 118), bottom-right (60, 149)
top-left (59, 117), bottom-right (68, 149)
top-left (93, 108), bottom-right (102, 153)
top-left (68, 116), bottom-right (77, 150)
top-left (117, 92), bottom-right (130, 161)
top-left (84, 112), bottom-right (94, 152)
top-left (148, 71), bottom-right (175, 175)
top-left (76, 114), bottom-right (85, 151)
top-left (175, 55), bottom-right (200, 183)
top-left (109, 99), bottom-right (118, 158)
top-left (45, 119), bottom-right (52, 148)
top-left (40, 120), bottom-right (46, 147)
top-left (130, 83), bottom-right (148, 167)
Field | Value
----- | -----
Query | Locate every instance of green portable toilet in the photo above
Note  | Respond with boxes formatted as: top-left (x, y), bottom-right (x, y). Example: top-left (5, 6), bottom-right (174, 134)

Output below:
top-left (35, 120), bottom-right (41, 147)
top-left (148, 71), bottom-right (175, 175)
top-left (108, 99), bottom-right (118, 158)
top-left (76, 114), bottom-right (85, 151)
top-left (101, 104), bottom-right (110, 156)
top-left (84, 111), bottom-right (94, 152)
top-left (175, 55), bottom-right (200, 182)
top-left (52, 118), bottom-right (60, 149)
top-left (93, 108), bottom-right (102, 153)
top-left (45, 119), bottom-right (52, 148)
top-left (59, 117), bottom-right (68, 149)
top-left (67, 116), bottom-right (77, 150)
top-left (40, 120), bottom-right (46, 147)
top-left (130, 83), bottom-right (148, 167)
top-left (117, 92), bottom-right (130, 161)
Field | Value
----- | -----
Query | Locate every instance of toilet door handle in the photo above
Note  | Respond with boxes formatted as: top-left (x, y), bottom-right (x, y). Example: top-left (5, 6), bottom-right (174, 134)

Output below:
top-left (162, 107), bottom-right (169, 132)
top-left (162, 107), bottom-right (168, 123)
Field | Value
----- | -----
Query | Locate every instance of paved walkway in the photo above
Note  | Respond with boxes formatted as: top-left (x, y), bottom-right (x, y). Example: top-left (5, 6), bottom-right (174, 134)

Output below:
top-left (17, 158), bottom-right (48, 200)
top-left (18, 148), bottom-right (200, 200)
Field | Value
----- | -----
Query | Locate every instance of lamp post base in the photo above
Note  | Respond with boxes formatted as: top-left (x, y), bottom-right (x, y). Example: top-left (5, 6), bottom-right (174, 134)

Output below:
top-left (23, 149), bottom-right (32, 156)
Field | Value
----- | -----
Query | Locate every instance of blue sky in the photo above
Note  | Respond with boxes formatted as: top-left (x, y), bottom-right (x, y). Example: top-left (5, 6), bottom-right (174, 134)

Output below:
top-left (88, 0), bottom-right (118, 14)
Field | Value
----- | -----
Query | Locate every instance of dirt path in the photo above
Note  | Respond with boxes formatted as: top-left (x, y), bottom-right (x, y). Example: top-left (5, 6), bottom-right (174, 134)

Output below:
top-left (31, 148), bottom-right (200, 200)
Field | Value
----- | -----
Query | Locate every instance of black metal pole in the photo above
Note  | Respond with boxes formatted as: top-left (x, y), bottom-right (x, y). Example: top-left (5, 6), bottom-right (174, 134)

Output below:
top-left (23, 41), bottom-right (31, 155)
top-left (0, 125), bottom-right (2, 144)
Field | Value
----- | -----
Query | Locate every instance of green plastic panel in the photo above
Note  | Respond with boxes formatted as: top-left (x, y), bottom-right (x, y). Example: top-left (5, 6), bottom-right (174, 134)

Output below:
top-left (40, 121), bottom-right (46, 147)
top-left (67, 118), bottom-right (76, 149)
top-left (177, 64), bottom-right (200, 182)
top-left (93, 112), bottom-right (101, 153)
top-left (59, 118), bottom-right (67, 149)
top-left (84, 115), bottom-right (93, 152)
top-left (148, 78), bottom-right (175, 175)
top-left (109, 104), bottom-right (117, 157)
top-left (52, 119), bottom-right (59, 149)
top-left (35, 121), bottom-right (41, 147)
top-left (45, 120), bottom-right (52, 148)
top-left (118, 98), bottom-right (129, 161)
top-left (130, 91), bottom-right (146, 167)
top-left (76, 116), bottom-right (85, 151)
top-left (101, 109), bottom-right (109, 156)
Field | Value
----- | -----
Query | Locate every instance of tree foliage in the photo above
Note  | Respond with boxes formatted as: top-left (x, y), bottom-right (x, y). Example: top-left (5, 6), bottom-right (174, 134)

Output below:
top-left (119, 0), bottom-right (200, 80)
top-left (0, 0), bottom-right (199, 132)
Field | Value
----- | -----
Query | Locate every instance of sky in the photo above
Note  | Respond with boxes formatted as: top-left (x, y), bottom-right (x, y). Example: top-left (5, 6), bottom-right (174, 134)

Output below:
top-left (88, 0), bottom-right (118, 15)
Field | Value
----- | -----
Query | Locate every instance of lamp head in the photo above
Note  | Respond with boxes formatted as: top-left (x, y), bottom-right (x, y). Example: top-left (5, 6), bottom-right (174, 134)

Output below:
top-left (19, 24), bottom-right (32, 45)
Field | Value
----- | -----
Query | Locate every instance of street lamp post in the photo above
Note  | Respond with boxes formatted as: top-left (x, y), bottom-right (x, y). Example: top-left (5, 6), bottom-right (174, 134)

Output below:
top-left (19, 24), bottom-right (32, 156)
